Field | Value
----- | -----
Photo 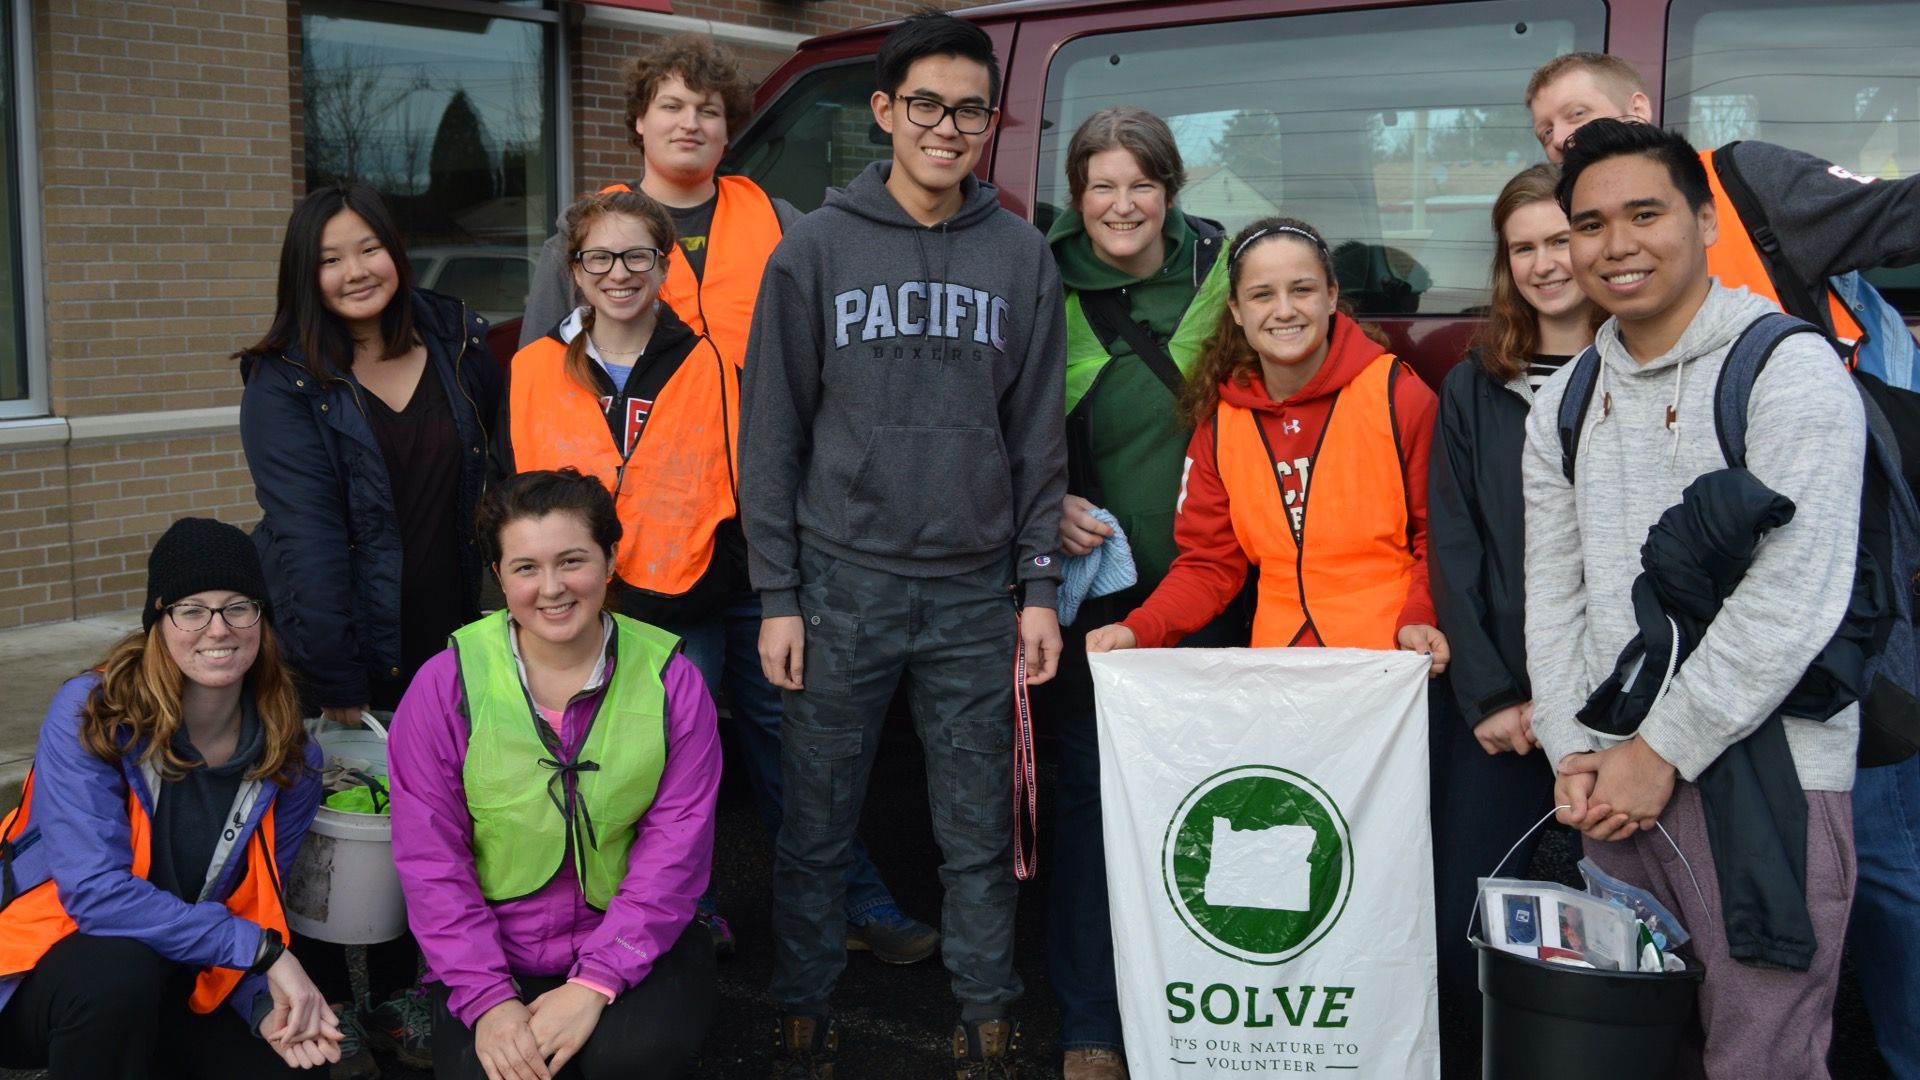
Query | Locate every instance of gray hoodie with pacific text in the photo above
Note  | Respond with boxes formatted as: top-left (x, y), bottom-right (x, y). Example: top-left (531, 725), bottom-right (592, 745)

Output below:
top-left (738, 161), bottom-right (1067, 617)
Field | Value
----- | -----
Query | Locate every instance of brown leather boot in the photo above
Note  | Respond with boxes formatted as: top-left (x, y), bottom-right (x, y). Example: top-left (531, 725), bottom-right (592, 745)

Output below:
top-left (771, 1014), bottom-right (838, 1080)
top-left (1062, 1047), bottom-right (1130, 1079)
top-left (952, 1017), bottom-right (1023, 1079)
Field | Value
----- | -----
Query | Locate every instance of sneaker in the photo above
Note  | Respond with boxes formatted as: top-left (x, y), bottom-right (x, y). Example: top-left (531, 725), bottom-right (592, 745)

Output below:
top-left (845, 903), bottom-right (940, 965)
top-left (328, 1002), bottom-right (380, 1080)
top-left (698, 894), bottom-right (738, 958)
top-left (771, 1014), bottom-right (838, 1079)
top-left (1062, 1047), bottom-right (1129, 1079)
top-left (952, 1017), bottom-right (1023, 1079)
top-left (366, 986), bottom-right (433, 1070)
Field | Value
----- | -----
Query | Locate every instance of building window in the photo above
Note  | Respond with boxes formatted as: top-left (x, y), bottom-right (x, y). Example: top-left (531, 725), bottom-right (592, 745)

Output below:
top-left (1, 0), bottom-right (42, 417)
top-left (299, 0), bottom-right (558, 323)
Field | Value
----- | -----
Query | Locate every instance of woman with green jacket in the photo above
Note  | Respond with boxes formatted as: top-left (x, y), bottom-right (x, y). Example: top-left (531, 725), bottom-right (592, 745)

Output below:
top-left (1039, 105), bottom-right (1245, 1080)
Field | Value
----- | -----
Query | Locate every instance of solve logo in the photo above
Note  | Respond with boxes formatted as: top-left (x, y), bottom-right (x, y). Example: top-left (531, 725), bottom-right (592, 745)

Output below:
top-left (1160, 765), bottom-right (1353, 965)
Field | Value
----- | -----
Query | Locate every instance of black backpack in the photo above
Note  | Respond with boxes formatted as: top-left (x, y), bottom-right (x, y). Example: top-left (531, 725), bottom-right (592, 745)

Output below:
top-left (1558, 312), bottom-right (1920, 765)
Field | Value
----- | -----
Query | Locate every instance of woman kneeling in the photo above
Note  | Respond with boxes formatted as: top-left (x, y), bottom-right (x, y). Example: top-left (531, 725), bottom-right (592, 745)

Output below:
top-left (390, 468), bottom-right (721, 1080)
top-left (0, 518), bottom-right (336, 1078)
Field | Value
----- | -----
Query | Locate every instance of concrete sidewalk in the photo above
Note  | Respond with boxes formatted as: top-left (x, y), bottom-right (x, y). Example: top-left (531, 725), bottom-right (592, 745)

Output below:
top-left (0, 613), bottom-right (141, 810)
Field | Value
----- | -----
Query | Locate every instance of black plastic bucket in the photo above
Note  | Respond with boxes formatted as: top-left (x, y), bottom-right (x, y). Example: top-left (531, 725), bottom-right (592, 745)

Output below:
top-left (1477, 942), bottom-right (1701, 1080)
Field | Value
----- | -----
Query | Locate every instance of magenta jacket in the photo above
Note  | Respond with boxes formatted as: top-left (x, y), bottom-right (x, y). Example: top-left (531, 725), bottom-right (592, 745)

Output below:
top-left (388, 643), bottom-right (719, 1028)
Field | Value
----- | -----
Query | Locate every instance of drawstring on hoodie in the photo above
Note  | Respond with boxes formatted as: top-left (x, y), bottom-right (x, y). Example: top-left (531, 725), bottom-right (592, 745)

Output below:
top-left (1592, 346), bottom-right (1688, 464)
top-left (1667, 356), bottom-right (1686, 464)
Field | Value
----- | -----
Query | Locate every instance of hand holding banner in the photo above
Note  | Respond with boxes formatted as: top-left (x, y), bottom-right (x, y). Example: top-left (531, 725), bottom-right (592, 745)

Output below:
top-left (1090, 647), bottom-right (1440, 1078)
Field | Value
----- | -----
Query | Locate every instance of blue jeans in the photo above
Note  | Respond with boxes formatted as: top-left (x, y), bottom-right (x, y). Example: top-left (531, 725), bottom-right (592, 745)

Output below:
top-left (1039, 597), bottom-right (1248, 1052)
top-left (1850, 754), bottom-right (1920, 1079)
top-left (771, 551), bottom-right (1021, 1012)
top-left (659, 590), bottom-right (895, 922)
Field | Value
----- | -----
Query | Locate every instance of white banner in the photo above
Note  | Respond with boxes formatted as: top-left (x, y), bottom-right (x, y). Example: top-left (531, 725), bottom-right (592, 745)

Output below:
top-left (1090, 647), bottom-right (1440, 1079)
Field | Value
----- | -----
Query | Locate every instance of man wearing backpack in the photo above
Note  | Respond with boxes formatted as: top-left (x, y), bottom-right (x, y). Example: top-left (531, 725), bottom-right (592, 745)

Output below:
top-left (1528, 54), bottom-right (1920, 1076)
top-left (1522, 119), bottom-right (1864, 1077)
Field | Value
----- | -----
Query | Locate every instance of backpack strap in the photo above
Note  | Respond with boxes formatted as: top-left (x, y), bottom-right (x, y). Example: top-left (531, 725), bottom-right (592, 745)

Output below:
top-left (1189, 214), bottom-right (1226, 289)
top-left (1557, 344), bottom-right (1604, 483)
top-left (1711, 312), bottom-right (1825, 467)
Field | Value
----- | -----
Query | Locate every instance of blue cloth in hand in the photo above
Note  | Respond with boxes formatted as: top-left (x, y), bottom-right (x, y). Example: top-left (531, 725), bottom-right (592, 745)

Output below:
top-left (1058, 507), bottom-right (1138, 626)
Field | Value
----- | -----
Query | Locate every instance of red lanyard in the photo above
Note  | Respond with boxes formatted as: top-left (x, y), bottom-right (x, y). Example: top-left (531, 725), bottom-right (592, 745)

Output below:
top-left (1013, 616), bottom-right (1038, 882)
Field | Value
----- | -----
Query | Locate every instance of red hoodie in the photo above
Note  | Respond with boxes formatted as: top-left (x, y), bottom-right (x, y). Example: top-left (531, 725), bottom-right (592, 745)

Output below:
top-left (1123, 315), bottom-right (1438, 648)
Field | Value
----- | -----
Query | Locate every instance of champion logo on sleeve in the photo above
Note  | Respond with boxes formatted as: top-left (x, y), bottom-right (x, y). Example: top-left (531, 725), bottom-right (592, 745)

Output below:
top-left (1033, 555), bottom-right (1052, 568)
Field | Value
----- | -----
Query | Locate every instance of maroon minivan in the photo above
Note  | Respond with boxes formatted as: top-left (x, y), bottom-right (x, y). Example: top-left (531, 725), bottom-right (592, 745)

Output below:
top-left (722, 0), bottom-right (1920, 384)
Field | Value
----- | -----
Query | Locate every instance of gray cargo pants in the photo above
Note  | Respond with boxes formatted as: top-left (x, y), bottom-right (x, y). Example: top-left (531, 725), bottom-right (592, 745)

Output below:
top-left (769, 545), bottom-right (1022, 1014)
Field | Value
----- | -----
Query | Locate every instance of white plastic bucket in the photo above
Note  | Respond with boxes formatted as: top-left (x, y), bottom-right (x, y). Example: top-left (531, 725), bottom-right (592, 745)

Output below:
top-left (285, 713), bottom-right (407, 945)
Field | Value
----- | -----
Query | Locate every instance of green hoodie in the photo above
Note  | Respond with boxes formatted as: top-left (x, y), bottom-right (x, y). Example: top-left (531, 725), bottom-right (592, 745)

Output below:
top-left (1047, 207), bottom-right (1228, 589)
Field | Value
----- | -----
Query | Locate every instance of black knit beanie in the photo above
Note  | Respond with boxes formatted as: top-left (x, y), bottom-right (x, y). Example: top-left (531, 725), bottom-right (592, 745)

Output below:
top-left (143, 517), bottom-right (271, 630)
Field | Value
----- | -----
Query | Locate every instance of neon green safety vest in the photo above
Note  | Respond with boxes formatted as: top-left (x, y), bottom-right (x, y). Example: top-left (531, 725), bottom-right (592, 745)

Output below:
top-left (452, 610), bottom-right (678, 909)
top-left (1062, 250), bottom-right (1230, 415)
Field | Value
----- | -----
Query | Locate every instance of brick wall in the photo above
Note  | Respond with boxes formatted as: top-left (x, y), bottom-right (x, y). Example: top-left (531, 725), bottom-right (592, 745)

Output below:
top-left (0, 0), bottom-right (291, 629)
top-left (1, 0), bottom-right (935, 632)
top-left (36, 0), bottom-right (294, 417)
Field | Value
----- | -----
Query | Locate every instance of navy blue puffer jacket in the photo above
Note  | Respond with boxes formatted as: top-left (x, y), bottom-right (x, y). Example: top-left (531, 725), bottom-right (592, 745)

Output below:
top-left (239, 289), bottom-right (499, 710)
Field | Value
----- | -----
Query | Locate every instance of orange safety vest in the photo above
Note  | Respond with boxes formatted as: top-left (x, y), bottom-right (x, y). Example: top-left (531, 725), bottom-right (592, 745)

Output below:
top-left (1700, 148), bottom-right (1864, 354)
top-left (599, 175), bottom-right (782, 369)
top-left (508, 334), bottom-right (737, 597)
top-left (0, 767), bottom-right (287, 1013)
top-left (1215, 353), bottom-right (1415, 649)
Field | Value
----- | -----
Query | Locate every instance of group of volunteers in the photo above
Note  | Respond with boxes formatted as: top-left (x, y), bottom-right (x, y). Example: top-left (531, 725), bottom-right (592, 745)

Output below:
top-left (1, 8), bottom-right (1916, 1079)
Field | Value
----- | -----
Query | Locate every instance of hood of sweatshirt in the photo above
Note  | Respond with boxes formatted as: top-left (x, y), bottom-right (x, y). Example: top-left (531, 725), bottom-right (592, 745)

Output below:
top-left (823, 159), bottom-right (1005, 232)
top-left (1047, 205), bottom-right (1197, 292)
top-left (1592, 282), bottom-right (1781, 381)
top-left (1217, 313), bottom-right (1386, 414)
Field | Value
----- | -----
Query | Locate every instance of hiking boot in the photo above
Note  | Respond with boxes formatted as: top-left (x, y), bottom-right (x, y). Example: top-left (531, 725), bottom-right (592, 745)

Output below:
top-left (328, 1002), bottom-right (380, 1080)
top-left (952, 1017), bottom-right (1023, 1079)
top-left (771, 1014), bottom-right (838, 1080)
top-left (845, 902), bottom-right (940, 965)
top-left (698, 894), bottom-right (737, 958)
top-left (365, 987), bottom-right (433, 1070)
top-left (1062, 1047), bottom-right (1129, 1079)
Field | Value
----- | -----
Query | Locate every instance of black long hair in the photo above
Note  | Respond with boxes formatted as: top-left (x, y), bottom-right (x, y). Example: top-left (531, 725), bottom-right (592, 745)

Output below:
top-left (239, 183), bottom-right (418, 380)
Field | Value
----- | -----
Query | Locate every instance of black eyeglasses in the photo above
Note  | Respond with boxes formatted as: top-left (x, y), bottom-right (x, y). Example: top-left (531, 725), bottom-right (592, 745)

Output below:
top-left (573, 247), bottom-right (663, 275)
top-left (894, 95), bottom-right (995, 135)
top-left (164, 600), bottom-right (265, 632)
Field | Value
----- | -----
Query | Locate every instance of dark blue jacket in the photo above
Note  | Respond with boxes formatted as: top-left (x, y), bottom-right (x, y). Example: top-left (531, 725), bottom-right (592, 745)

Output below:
top-left (0, 674), bottom-right (325, 1024)
top-left (239, 289), bottom-right (498, 709)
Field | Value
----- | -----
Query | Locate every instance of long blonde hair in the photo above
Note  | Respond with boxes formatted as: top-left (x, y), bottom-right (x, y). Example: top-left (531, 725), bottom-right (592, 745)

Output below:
top-left (80, 619), bottom-right (309, 786)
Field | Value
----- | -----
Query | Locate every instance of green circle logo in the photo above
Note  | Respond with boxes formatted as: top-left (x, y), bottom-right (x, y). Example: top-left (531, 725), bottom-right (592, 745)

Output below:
top-left (1160, 765), bottom-right (1353, 964)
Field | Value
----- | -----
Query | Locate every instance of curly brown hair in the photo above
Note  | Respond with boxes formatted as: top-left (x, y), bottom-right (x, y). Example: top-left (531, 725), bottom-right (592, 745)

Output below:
top-left (81, 620), bottom-right (308, 787)
top-left (622, 35), bottom-right (756, 153)
top-left (1178, 217), bottom-right (1385, 428)
top-left (560, 188), bottom-right (678, 396)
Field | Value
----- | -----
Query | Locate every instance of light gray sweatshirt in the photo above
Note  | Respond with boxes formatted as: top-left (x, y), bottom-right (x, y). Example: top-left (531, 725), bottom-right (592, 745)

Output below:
top-left (1522, 284), bottom-right (1864, 792)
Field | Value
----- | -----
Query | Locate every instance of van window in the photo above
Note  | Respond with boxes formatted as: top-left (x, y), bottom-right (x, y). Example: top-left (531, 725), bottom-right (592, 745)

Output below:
top-left (1666, 0), bottom-right (1920, 315)
top-left (1037, 0), bottom-right (1605, 316)
top-left (727, 61), bottom-right (889, 213)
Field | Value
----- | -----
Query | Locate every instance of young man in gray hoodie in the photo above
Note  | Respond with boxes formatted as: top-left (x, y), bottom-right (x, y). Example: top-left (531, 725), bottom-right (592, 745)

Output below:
top-left (738, 11), bottom-right (1067, 1077)
top-left (1522, 120), bottom-right (1863, 1077)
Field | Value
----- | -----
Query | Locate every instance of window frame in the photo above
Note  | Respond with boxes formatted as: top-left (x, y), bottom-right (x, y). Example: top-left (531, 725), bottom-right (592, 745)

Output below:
top-left (1, 0), bottom-right (47, 421)
top-left (294, 0), bottom-right (570, 241)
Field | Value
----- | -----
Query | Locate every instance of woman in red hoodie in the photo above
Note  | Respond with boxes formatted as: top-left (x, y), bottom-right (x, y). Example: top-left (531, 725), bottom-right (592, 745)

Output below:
top-left (1086, 216), bottom-right (1447, 665)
